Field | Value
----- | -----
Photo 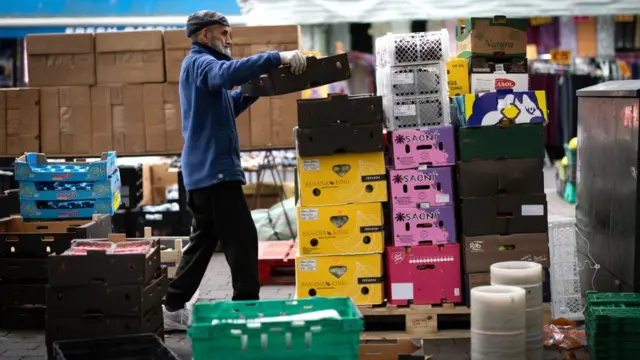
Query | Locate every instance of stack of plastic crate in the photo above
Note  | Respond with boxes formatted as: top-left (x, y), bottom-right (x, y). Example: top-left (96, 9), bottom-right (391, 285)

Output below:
top-left (375, 29), bottom-right (451, 130)
top-left (586, 291), bottom-right (640, 359)
top-left (548, 216), bottom-right (585, 321)
top-left (15, 152), bottom-right (121, 219)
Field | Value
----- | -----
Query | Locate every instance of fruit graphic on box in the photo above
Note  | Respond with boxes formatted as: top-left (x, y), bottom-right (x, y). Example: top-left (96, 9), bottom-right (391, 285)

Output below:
top-left (295, 253), bottom-right (383, 305)
top-left (389, 126), bottom-right (456, 170)
top-left (391, 206), bottom-right (456, 246)
top-left (297, 202), bottom-right (384, 256)
top-left (297, 152), bottom-right (388, 206)
top-left (385, 244), bottom-right (462, 305)
top-left (389, 167), bottom-right (454, 209)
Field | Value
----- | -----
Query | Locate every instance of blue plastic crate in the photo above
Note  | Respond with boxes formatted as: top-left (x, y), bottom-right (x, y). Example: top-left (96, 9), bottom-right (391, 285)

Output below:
top-left (15, 152), bottom-right (118, 182)
top-left (20, 190), bottom-right (121, 219)
top-left (19, 170), bottom-right (121, 201)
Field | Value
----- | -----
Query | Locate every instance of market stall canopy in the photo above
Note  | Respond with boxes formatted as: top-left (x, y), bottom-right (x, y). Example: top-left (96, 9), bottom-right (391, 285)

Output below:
top-left (237, 0), bottom-right (640, 25)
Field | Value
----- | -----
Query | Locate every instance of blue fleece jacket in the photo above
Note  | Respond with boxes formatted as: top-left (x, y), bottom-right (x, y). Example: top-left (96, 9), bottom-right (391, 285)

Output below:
top-left (180, 43), bottom-right (282, 191)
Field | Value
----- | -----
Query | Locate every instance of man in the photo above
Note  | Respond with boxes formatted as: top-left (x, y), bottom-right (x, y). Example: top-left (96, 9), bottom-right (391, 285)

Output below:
top-left (162, 10), bottom-right (307, 330)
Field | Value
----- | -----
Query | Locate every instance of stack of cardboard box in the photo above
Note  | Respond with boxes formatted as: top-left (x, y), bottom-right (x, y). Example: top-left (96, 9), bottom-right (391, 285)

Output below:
top-left (0, 26), bottom-right (303, 157)
top-left (449, 17), bottom-right (552, 305)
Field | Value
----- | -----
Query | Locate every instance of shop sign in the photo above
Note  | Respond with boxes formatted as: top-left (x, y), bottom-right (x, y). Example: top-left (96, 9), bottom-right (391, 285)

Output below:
top-left (549, 49), bottom-right (572, 65)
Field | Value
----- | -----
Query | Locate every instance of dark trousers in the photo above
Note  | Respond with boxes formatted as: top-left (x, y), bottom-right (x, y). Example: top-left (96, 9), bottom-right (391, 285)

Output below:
top-left (165, 181), bottom-right (260, 309)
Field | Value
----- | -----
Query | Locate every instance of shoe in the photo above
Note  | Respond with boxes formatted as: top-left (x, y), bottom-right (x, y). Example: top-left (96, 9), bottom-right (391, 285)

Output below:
top-left (163, 305), bottom-right (189, 331)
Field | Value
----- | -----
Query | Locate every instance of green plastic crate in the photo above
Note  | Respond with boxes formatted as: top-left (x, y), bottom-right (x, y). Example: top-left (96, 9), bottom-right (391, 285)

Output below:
top-left (188, 297), bottom-right (363, 360)
top-left (586, 291), bottom-right (640, 306)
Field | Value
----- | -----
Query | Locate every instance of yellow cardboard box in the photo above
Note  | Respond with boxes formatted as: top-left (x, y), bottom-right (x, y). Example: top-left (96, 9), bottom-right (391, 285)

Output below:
top-left (297, 152), bottom-right (387, 206)
top-left (446, 58), bottom-right (470, 97)
top-left (297, 202), bottom-right (384, 256)
top-left (296, 253), bottom-right (383, 305)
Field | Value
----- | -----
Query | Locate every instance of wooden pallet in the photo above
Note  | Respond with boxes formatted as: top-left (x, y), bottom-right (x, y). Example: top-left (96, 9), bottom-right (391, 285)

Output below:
top-left (358, 303), bottom-right (471, 340)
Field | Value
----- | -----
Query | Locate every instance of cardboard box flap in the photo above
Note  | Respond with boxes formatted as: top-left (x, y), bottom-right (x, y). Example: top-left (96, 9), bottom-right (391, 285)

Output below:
top-left (26, 34), bottom-right (94, 55)
top-left (96, 30), bottom-right (163, 53)
top-left (164, 29), bottom-right (192, 50)
top-left (359, 339), bottom-right (421, 360)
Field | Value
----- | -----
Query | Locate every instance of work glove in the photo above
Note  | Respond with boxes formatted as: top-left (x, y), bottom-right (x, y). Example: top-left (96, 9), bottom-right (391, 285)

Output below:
top-left (279, 50), bottom-right (307, 75)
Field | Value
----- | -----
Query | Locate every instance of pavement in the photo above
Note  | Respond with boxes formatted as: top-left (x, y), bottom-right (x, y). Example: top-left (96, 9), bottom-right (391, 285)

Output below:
top-left (0, 167), bottom-right (582, 360)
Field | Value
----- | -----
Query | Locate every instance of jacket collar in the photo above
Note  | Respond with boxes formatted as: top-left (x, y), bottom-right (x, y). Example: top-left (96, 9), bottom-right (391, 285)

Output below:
top-left (191, 42), bottom-right (233, 61)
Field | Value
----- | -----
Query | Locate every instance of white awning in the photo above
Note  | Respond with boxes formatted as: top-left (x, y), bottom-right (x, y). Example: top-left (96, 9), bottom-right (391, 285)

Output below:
top-left (237, 0), bottom-right (640, 25)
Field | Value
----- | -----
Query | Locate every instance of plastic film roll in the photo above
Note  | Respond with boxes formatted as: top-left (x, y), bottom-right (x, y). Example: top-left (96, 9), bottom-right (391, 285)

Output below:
top-left (471, 285), bottom-right (526, 360)
top-left (490, 261), bottom-right (544, 360)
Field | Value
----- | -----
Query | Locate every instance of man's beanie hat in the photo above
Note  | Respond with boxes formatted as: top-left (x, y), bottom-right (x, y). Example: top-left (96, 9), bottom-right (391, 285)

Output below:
top-left (186, 11), bottom-right (229, 37)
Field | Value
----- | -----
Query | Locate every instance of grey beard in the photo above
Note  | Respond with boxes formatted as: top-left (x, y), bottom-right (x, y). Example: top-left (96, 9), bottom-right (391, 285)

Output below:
top-left (211, 42), bottom-right (231, 57)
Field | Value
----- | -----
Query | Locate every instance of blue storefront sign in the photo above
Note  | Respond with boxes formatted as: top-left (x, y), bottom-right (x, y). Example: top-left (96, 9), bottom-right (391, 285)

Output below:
top-left (1, 0), bottom-right (241, 17)
top-left (0, 0), bottom-right (241, 38)
top-left (0, 25), bottom-right (186, 38)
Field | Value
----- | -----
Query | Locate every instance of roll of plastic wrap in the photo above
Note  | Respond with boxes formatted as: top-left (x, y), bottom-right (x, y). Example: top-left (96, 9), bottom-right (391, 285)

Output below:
top-left (471, 285), bottom-right (526, 360)
top-left (490, 261), bottom-right (544, 360)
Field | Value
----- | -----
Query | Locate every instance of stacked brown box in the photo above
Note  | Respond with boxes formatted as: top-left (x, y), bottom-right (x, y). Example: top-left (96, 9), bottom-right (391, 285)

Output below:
top-left (14, 26), bottom-right (301, 157)
top-left (26, 33), bottom-right (96, 87)
top-left (95, 30), bottom-right (165, 84)
top-left (0, 89), bottom-right (39, 155)
top-left (232, 25), bottom-right (302, 149)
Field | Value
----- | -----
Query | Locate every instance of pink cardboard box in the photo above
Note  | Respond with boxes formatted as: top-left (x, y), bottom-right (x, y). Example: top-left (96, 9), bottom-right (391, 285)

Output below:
top-left (386, 243), bottom-right (462, 305)
top-left (391, 206), bottom-right (456, 246)
top-left (389, 126), bottom-right (456, 170)
top-left (389, 167), bottom-right (454, 209)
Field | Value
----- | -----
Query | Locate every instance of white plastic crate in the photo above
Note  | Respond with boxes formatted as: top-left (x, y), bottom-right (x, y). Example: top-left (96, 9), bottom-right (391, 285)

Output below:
top-left (376, 63), bottom-right (448, 98)
top-left (548, 216), bottom-right (585, 321)
top-left (382, 94), bottom-right (451, 130)
top-left (375, 29), bottom-right (450, 68)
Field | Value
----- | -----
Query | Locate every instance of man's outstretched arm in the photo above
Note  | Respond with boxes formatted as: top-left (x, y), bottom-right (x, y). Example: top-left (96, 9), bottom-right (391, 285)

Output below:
top-left (230, 90), bottom-right (258, 117)
top-left (194, 51), bottom-right (282, 91)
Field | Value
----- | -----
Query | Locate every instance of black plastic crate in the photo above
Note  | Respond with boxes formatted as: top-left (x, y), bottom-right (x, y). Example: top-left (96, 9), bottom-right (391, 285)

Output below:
top-left (132, 209), bottom-right (189, 237)
top-left (46, 305), bottom-right (163, 348)
top-left (53, 334), bottom-right (178, 360)
top-left (0, 305), bottom-right (46, 330)
top-left (0, 257), bottom-right (48, 280)
top-left (47, 268), bottom-right (168, 317)
top-left (0, 282), bottom-right (47, 306)
top-left (0, 214), bottom-right (113, 256)
top-left (119, 165), bottom-right (143, 209)
top-left (0, 189), bottom-right (19, 218)
top-left (48, 243), bottom-right (162, 287)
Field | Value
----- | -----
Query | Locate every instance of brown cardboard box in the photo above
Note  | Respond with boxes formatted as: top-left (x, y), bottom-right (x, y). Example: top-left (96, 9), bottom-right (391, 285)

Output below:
top-left (164, 30), bottom-right (191, 83)
top-left (249, 94), bottom-right (301, 149)
top-left (26, 34), bottom-right (95, 87)
top-left (359, 339), bottom-right (421, 360)
top-left (142, 83), bottom-right (183, 153)
top-left (40, 86), bottom-right (92, 155)
top-left (140, 164), bottom-right (178, 205)
top-left (455, 17), bottom-right (528, 58)
top-left (91, 85), bottom-right (146, 154)
top-left (462, 233), bottom-right (550, 273)
top-left (0, 88), bottom-right (39, 155)
top-left (95, 30), bottom-right (165, 84)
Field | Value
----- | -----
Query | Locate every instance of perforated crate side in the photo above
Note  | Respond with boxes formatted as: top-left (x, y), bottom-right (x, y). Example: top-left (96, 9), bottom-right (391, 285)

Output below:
top-left (548, 217), bottom-right (585, 321)
top-left (375, 29), bottom-right (450, 68)
top-left (376, 63), bottom-right (448, 99)
top-left (383, 94), bottom-right (451, 131)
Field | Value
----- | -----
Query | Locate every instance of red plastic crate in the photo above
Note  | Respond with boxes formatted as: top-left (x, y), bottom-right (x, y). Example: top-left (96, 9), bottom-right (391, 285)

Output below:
top-left (258, 240), bottom-right (295, 286)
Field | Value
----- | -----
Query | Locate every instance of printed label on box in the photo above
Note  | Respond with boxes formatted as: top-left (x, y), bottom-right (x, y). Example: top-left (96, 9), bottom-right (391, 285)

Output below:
top-left (299, 259), bottom-right (317, 271)
top-left (394, 104), bottom-right (416, 116)
top-left (521, 204), bottom-right (544, 216)
top-left (300, 208), bottom-right (319, 221)
top-left (392, 72), bottom-right (413, 85)
top-left (302, 159), bottom-right (320, 171)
